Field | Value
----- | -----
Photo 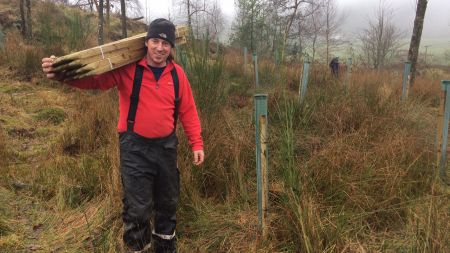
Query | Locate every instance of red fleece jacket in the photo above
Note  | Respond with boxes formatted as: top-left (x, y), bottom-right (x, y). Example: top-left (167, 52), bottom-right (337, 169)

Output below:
top-left (67, 58), bottom-right (203, 151)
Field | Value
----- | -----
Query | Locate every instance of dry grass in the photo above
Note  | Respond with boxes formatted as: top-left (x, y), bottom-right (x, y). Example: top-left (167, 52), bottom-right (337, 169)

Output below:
top-left (1, 1), bottom-right (449, 250)
top-left (0, 31), bottom-right (44, 80)
top-left (1, 54), bottom-right (449, 252)
top-left (0, 129), bottom-right (8, 168)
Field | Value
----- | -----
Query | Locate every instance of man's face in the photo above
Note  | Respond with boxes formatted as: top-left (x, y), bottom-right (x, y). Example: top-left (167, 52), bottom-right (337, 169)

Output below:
top-left (145, 38), bottom-right (172, 67)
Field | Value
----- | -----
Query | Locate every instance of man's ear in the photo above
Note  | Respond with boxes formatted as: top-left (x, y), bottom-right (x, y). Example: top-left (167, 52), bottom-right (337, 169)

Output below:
top-left (145, 41), bottom-right (148, 47)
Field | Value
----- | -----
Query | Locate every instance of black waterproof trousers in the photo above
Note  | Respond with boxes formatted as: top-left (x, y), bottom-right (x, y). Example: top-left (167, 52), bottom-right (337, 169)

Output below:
top-left (119, 131), bottom-right (179, 252)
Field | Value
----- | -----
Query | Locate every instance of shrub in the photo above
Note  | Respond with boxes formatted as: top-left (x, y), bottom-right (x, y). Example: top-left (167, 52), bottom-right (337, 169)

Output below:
top-left (35, 108), bottom-right (67, 125)
top-left (58, 91), bottom-right (118, 155)
top-left (64, 9), bottom-right (95, 51)
top-left (187, 37), bottom-right (226, 116)
top-left (33, 91), bottom-right (119, 207)
top-left (34, 1), bottom-right (66, 55)
top-left (0, 31), bottom-right (45, 79)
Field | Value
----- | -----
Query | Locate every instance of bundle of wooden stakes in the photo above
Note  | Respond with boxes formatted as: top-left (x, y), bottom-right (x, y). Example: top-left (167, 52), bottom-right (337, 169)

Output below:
top-left (51, 26), bottom-right (188, 81)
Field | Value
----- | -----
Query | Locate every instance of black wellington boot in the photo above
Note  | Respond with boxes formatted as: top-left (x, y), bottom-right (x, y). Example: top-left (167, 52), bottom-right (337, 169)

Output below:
top-left (152, 234), bottom-right (177, 253)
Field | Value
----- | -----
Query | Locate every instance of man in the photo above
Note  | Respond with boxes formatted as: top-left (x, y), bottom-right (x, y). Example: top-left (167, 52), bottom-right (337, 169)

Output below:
top-left (42, 18), bottom-right (204, 253)
top-left (329, 57), bottom-right (339, 77)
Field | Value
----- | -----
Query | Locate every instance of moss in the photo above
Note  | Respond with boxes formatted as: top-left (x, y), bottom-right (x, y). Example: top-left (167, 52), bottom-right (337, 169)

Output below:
top-left (35, 108), bottom-right (66, 125)
top-left (1, 86), bottom-right (22, 94)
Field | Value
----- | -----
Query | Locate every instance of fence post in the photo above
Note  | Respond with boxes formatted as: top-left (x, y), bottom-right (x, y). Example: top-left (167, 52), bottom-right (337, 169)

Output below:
top-left (244, 47), bottom-right (248, 67)
top-left (254, 94), bottom-right (269, 238)
top-left (299, 61), bottom-right (310, 103)
top-left (402, 62), bottom-right (412, 100)
top-left (0, 29), bottom-right (4, 49)
top-left (438, 80), bottom-right (450, 184)
top-left (253, 52), bottom-right (259, 88)
top-left (345, 57), bottom-right (353, 89)
top-left (275, 50), bottom-right (279, 66)
top-left (216, 37), bottom-right (219, 55)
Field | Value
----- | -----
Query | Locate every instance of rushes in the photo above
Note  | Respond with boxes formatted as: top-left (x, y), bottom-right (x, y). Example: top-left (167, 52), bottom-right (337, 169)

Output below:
top-left (50, 26), bottom-right (188, 80)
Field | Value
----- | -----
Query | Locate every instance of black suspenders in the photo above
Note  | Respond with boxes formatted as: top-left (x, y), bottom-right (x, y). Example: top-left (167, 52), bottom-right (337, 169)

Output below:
top-left (127, 65), bottom-right (144, 131)
top-left (127, 64), bottom-right (180, 132)
top-left (170, 68), bottom-right (180, 129)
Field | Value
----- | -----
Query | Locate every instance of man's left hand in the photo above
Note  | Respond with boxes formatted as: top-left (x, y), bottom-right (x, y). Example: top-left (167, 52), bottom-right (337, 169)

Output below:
top-left (193, 150), bottom-right (204, 166)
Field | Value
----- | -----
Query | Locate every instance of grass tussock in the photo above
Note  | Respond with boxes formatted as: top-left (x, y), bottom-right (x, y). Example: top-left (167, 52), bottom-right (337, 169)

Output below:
top-left (0, 129), bottom-right (9, 168)
top-left (58, 90), bottom-right (118, 155)
top-left (33, 90), bottom-right (120, 208)
top-left (34, 107), bottom-right (67, 125)
top-left (264, 75), bottom-right (444, 252)
top-left (13, 89), bottom-right (124, 251)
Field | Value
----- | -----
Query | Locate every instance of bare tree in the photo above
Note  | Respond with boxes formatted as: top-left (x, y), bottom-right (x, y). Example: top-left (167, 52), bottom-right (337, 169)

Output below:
top-left (322, 0), bottom-right (340, 63)
top-left (407, 0), bottom-right (428, 87)
top-left (266, 0), bottom-right (283, 54)
top-left (303, 2), bottom-right (323, 62)
top-left (445, 51), bottom-right (450, 63)
top-left (232, 0), bottom-right (319, 59)
top-left (359, 1), bottom-right (403, 69)
top-left (178, 0), bottom-right (194, 33)
top-left (280, 0), bottom-right (308, 61)
top-left (120, 0), bottom-right (127, 38)
top-left (98, 0), bottom-right (104, 45)
top-left (19, 0), bottom-right (32, 40)
top-left (231, 0), bottom-right (267, 52)
top-left (71, 0), bottom-right (142, 22)
top-left (206, 1), bottom-right (225, 40)
top-left (105, 0), bottom-right (110, 35)
top-left (187, 0), bottom-right (192, 32)
top-left (177, 0), bottom-right (224, 40)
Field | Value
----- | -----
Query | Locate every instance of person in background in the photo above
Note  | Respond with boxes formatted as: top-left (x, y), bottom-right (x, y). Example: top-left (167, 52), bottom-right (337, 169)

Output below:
top-left (42, 18), bottom-right (204, 253)
top-left (329, 56), bottom-right (340, 77)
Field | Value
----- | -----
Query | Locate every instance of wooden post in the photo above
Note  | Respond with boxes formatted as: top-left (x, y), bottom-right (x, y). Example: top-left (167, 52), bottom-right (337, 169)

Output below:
top-left (216, 37), bottom-right (219, 55)
top-left (436, 87), bottom-right (445, 165)
top-left (260, 115), bottom-right (268, 239)
top-left (299, 61), bottom-right (310, 103)
top-left (345, 57), bottom-right (353, 89)
top-left (253, 52), bottom-right (259, 88)
top-left (274, 50), bottom-right (279, 66)
top-left (402, 62), bottom-right (412, 100)
top-left (438, 80), bottom-right (450, 184)
top-left (244, 47), bottom-right (248, 66)
top-left (254, 94), bottom-right (269, 238)
top-left (120, 0), bottom-right (127, 38)
top-left (243, 47), bottom-right (247, 74)
top-left (97, 0), bottom-right (104, 45)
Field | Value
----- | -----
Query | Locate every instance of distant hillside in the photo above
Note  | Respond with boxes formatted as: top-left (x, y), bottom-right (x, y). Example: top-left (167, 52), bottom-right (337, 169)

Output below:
top-left (0, 0), bottom-right (148, 49)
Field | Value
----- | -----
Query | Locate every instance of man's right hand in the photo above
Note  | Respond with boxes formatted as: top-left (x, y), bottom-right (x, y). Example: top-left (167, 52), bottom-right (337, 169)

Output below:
top-left (41, 55), bottom-right (62, 80)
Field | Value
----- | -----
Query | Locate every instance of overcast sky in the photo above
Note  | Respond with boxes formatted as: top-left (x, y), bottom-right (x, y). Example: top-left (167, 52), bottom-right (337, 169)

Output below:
top-left (140, 0), bottom-right (450, 40)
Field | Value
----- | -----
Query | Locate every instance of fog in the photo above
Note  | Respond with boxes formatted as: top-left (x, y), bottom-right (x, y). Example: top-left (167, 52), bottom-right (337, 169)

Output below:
top-left (338, 0), bottom-right (450, 39)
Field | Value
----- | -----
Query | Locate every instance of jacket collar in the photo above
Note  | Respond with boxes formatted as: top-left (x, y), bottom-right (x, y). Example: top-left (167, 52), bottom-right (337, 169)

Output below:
top-left (137, 57), bottom-right (174, 71)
